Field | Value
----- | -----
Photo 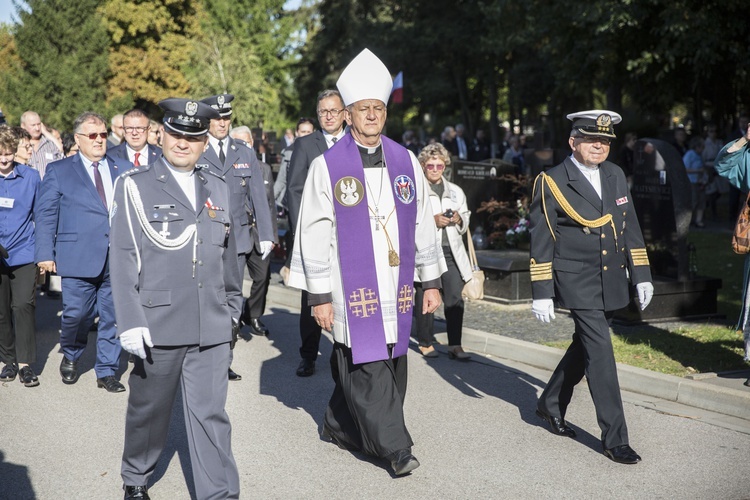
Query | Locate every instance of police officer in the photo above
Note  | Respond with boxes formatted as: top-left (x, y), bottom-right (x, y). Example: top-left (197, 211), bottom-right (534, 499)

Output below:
top-left (110, 98), bottom-right (242, 500)
top-left (528, 110), bottom-right (654, 465)
top-left (199, 94), bottom-right (274, 380)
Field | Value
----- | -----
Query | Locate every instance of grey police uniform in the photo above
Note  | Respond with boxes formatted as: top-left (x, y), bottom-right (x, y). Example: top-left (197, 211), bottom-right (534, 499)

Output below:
top-left (110, 158), bottom-right (243, 498)
top-left (529, 155), bottom-right (652, 451)
top-left (199, 137), bottom-right (273, 256)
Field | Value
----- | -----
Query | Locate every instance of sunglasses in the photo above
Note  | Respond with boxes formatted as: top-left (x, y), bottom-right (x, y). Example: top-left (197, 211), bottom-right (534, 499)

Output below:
top-left (76, 132), bottom-right (108, 140)
top-left (425, 163), bottom-right (445, 171)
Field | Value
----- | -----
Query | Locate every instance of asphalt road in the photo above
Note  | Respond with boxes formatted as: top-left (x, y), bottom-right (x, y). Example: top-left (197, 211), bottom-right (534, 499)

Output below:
top-left (1, 290), bottom-right (749, 500)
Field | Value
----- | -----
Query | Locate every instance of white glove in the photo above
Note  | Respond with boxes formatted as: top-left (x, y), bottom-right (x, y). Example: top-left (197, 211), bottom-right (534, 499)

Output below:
top-left (260, 241), bottom-right (274, 260)
top-left (636, 282), bottom-right (654, 311)
top-left (119, 327), bottom-right (154, 359)
top-left (532, 299), bottom-right (555, 323)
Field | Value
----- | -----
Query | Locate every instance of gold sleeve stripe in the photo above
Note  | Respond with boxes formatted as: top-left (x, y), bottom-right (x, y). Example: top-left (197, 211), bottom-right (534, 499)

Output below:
top-left (530, 259), bottom-right (553, 281)
top-left (630, 248), bottom-right (650, 266)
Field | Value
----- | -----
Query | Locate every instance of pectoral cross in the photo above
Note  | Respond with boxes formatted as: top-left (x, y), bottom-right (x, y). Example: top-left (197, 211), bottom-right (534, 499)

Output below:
top-left (369, 206), bottom-right (385, 231)
top-left (159, 221), bottom-right (170, 238)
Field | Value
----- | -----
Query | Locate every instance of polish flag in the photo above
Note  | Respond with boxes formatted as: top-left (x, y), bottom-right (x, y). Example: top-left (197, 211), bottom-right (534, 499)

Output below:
top-left (391, 71), bottom-right (403, 104)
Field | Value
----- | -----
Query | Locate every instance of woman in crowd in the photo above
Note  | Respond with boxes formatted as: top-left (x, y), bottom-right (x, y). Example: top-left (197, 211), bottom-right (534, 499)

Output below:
top-left (0, 126), bottom-right (42, 387)
top-left (715, 126), bottom-right (750, 388)
top-left (414, 143), bottom-right (472, 360)
top-left (12, 127), bottom-right (33, 166)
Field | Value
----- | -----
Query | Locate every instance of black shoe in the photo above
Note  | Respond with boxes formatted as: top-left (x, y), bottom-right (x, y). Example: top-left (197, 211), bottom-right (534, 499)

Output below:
top-left (97, 375), bottom-right (126, 393)
top-left (535, 409), bottom-right (576, 438)
top-left (228, 367), bottom-right (242, 381)
top-left (389, 449), bottom-right (420, 476)
top-left (248, 318), bottom-right (269, 336)
top-left (124, 485), bottom-right (150, 499)
top-left (60, 357), bottom-right (79, 385)
top-left (296, 359), bottom-right (315, 377)
top-left (18, 366), bottom-right (39, 387)
top-left (0, 363), bottom-right (18, 382)
top-left (603, 444), bottom-right (642, 464)
top-left (744, 377), bottom-right (750, 387)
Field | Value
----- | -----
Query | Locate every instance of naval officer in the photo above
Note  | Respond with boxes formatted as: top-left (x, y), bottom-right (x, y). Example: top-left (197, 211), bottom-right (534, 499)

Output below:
top-left (110, 98), bottom-right (243, 499)
top-left (529, 110), bottom-right (653, 465)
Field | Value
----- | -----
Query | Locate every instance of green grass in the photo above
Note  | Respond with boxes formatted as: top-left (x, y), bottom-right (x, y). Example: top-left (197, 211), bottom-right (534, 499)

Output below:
top-left (543, 230), bottom-right (748, 376)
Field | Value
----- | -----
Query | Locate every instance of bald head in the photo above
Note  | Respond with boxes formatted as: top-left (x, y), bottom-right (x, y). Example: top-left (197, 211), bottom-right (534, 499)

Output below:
top-left (20, 111), bottom-right (42, 140)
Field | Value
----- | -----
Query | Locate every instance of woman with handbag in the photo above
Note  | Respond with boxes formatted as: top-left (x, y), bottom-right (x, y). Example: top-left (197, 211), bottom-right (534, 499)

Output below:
top-left (413, 143), bottom-right (473, 360)
top-left (715, 126), bottom-right (750, 388)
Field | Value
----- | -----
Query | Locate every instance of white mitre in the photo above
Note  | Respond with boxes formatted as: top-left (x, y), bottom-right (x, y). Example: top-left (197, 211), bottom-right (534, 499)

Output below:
top-left (336, 48), bottom-right (393, 106)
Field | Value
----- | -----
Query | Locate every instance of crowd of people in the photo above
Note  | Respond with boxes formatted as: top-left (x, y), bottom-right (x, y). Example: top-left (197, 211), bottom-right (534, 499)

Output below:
top-left (1, 48), bottom-right (749, 499)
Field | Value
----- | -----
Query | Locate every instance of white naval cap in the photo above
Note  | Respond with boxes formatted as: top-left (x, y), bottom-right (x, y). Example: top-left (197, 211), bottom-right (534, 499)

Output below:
top-left (336, 48), bottom-right (393, 107)
top-left (566, 109), bottom-right (622, 139)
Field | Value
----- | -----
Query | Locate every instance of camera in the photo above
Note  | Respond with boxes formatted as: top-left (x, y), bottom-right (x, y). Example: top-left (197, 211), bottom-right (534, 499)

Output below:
top-left (443, 209), bottom-right (454, 218)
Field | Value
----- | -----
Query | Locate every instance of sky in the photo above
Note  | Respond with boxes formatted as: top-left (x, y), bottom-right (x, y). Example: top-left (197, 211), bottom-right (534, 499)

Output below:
top-left (0, 2), bottom-right (21, 25)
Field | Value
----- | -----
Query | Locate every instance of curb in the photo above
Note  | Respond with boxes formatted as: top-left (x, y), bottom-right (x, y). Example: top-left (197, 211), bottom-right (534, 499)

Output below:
top-left (461, 327), bottom-right (750, 422)
top-left (265, 280), bottom-right (750, 422)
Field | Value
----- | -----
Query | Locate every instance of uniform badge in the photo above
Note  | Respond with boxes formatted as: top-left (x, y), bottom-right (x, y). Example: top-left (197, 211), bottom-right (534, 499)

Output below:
top-left (616, 196), bottom-right (628, 205)
top-left (334, 176), bottom-right (364, 207)
top-left (208, 209), bottom-right (216, 219)
top-left (185, 101), bottom-right (198, 116)
top-left (218, 95), bottom-right (225, 107)
top-left (393, 175), bottom-right (415, 204)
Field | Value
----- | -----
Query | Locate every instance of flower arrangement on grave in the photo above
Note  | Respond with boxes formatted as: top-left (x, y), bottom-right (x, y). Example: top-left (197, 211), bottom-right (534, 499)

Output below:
top-left (476, 174), bottom-right (530, 249)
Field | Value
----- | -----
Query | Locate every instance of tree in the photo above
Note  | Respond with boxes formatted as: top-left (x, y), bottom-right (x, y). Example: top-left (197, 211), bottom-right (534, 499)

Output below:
top-left (0, 0), bottom-right (109, 130)
top-left (99, 0), bottom-right (200, 115)
top-left (187, 0), bottom-right (302, 131)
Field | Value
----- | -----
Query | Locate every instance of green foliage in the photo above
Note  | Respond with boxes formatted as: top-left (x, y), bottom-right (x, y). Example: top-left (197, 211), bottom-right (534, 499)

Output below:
top-left (0, 0), bottom-right (110, 131)
top-left (187, 0), bottom-right (300, 131)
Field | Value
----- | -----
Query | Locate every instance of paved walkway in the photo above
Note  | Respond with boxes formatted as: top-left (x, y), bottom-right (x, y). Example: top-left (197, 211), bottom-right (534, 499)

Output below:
top-left (0, 270), bottom-right (748, 499)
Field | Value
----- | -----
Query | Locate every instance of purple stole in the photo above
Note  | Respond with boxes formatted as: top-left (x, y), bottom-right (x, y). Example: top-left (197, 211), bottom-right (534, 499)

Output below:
top-left (325, 134), bottom-right (417, 364)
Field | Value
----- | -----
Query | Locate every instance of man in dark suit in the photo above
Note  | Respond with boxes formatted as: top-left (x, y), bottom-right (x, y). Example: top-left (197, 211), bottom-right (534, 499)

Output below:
top-left (110, 98), bottom-right (242, 500)
top-left (35, 111), bottom-right (133, 392)
top-left (529, 110), bottom-right (653, 465)
top-left (199, 94), bottom-right (274, 381)
top-left (287, 89), bottom-right (347, 377)
top-left (108, 109), bottom-right (162, 167)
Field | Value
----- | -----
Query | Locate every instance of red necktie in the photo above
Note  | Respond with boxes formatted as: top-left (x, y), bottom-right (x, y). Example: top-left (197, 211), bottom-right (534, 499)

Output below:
top-left (134, 152), bottom-right (141, 167)
top-left (92, 162), bottom-right (107, 207)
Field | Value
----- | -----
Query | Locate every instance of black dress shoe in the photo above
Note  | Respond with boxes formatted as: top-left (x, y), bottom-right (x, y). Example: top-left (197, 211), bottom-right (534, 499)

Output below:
top-left (18, 366), bottom-right (39, 387)
top-left (296, 359), bottom-right (315, 377)
top-left (389, 449), bottom-right (420, 476)
top-left (535, 409), bottom-right (576, 438)
top-left (60, 357), bottom-right (79, 385)
top-left (248, 318), bottom-right (269, 336)
top-left (228, 367), bottom-right (242, 381)
top-left (604, 444), bottom-right (641, 464)
top-left (124, 485), bottom-right (150, 499)
top-left (0, 363), bottom-right (18, 382)
top-left (97, 375), bottom-right (126, 393)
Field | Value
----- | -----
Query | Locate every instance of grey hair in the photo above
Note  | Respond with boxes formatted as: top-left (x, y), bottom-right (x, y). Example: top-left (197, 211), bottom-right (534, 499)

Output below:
top-left (73, 112), bottom-right (107, 133)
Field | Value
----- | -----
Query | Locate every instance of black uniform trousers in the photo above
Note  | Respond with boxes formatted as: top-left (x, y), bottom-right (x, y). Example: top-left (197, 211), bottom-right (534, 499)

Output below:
top-left (298, 290), bottom-right (323, 361)
top-left (324, 342), bottom-right (413, 458)
top-left (241, 246), bottom-right (271, 321)
top-left (122, 343), bottom-right (239, 499)
top-left (537, 309), bottom-right (628, 450)
top-left (0, 262), bottom-right (37, 365)
top-left (413, 247), bottom-right (465, 347)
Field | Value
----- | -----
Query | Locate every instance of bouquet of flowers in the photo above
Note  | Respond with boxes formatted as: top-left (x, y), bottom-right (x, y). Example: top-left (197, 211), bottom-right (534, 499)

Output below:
top-left (505, 199), bottom-right (530, 247)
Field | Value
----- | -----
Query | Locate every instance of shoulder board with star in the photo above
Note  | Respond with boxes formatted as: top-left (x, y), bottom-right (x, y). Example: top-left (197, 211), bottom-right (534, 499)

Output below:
top-left (119, 165), bottom-right (151, 179)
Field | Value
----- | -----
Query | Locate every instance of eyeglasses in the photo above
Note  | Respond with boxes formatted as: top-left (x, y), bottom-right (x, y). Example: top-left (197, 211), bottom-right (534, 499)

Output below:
top-left (76, 132), bottom-right (108, 140)
top-left (575, 136), bottom-right (611, 145)
top-left (425, 163), bottom-right (445, 171)
top-left (318, 109), bottom-right (343, 118)
top-left (19, 143), bottom-right (33, 149)
top-left (124, 126), bottom-right (149, 134)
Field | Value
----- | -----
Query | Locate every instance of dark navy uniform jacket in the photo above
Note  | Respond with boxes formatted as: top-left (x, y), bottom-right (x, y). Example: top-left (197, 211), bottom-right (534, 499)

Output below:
top-left (529, 157), bottom-right (652, 311)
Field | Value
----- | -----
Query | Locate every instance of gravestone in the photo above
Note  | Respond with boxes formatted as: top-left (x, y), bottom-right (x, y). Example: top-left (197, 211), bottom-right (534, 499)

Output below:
top-left (450, 159), bottom-right (516, 223)
top-left (615, 139), bottom-right (721, 322)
